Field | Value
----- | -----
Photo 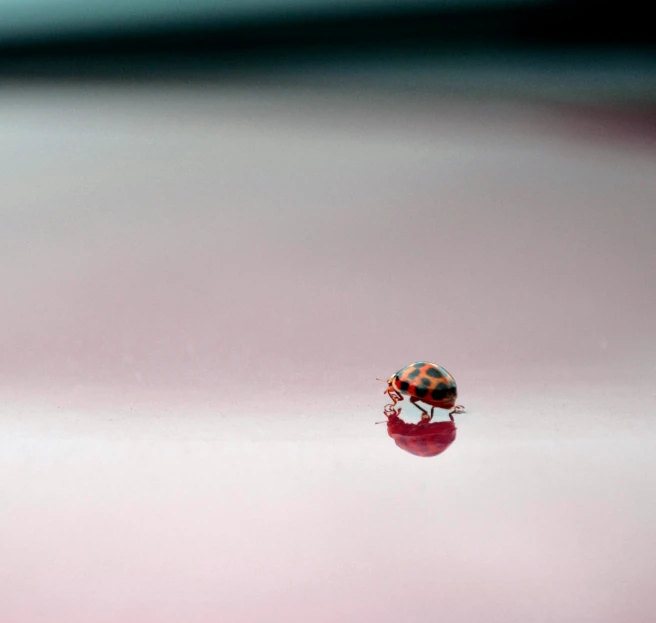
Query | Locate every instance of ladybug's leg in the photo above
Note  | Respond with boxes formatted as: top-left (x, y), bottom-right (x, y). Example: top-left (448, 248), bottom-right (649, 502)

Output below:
top-left (385, 386), bottom-right (403, 406)
top-left (448, 405), bottom-right (465, 421)
top-left (383, 386), bottom-right (404, 418)
top-left (409, 397), bottom-right (432, 422)
top-left (383, 404), bottom-right (398, 418)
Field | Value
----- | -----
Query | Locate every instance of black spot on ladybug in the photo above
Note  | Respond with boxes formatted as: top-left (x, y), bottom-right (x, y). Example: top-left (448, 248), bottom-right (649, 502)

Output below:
top-left (413, 362), bottom-right (425, 368)
top-left (420, 377), bottom-right (432, 387)
top-left (426, 367), bottom-right (443, 378)
top-left (407, 368), bottom-right (421, 380)
top-left (400, 381), bottom-right (410, 391)
top-left (415, 386), bottom-right (429, 398)
top-left (431, 384), bottom-right (448, 401)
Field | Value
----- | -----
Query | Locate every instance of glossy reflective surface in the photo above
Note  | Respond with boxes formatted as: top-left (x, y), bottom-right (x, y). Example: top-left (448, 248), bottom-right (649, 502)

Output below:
top-left (1, 86), bottom-right (656, 623)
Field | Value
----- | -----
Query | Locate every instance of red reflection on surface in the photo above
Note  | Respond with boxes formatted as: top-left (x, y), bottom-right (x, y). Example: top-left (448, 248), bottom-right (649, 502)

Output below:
top-left (383, 407), bottom-right (457, 458)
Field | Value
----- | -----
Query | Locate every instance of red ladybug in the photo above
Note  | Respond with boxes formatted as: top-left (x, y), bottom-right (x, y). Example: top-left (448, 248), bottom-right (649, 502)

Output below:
top-left (382, 361), bottom-right (465, 422)
top-left (385, 407), bottom-right (457, 458)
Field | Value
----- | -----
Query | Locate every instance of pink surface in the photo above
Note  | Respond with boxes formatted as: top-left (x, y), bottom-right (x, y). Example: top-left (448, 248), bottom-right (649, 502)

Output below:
top-left (1, 86), bottom-right (655, 622)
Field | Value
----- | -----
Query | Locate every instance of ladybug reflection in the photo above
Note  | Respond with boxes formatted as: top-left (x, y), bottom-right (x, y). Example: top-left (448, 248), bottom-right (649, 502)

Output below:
top-left (382, 404), bottom-right (457, 458)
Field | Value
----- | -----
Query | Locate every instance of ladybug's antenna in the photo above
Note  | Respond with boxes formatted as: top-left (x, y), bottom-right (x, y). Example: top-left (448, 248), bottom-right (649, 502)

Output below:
top-left (376, 377), bottom-right (388, 383)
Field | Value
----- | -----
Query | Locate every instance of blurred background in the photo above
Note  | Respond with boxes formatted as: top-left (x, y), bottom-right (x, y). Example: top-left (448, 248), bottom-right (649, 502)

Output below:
top-left (1, 0), bottom-right (655, 109)
top-left (1, 0), bottom-right (655, 396)
top-left (1, 3), bottom-right (656, 623)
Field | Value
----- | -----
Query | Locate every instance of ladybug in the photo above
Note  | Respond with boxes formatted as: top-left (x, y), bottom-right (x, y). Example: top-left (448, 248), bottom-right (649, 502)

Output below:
top-left (381, 361), bottom-right (464, 422)
top-left (385, 408), bottom-right (457, 458)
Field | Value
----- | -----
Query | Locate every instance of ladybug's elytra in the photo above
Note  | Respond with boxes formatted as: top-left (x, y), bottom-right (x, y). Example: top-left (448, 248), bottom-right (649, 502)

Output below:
top-left (385, 408), bottom-right (457, 458)
top-left (382, 361), bottom-right (464, 422)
